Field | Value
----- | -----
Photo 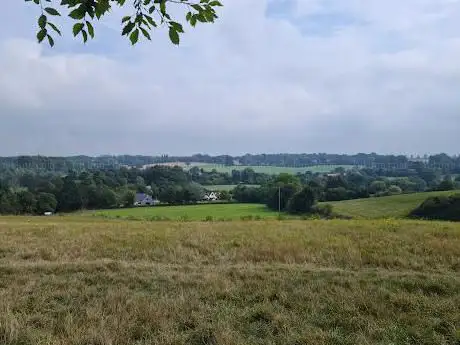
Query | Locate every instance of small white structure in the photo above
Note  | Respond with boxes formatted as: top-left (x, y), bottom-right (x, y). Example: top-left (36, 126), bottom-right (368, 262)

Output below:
top-left (44, 212), bottom-right (53, 216)
top-left (203, 192), bottom-right (220, 201)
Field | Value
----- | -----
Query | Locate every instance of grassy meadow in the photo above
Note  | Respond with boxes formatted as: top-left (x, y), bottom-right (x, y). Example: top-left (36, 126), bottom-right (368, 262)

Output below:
top-left (183, 163), bottom-right (355, 174)
top-left (92, 190), bottom-right (459, 222)
top-left (0, 216), bottom-right (459, 345)
top-left (93, 203), bottom-right (280, 221)
top-left (323, 190), bottom-right (459, 219)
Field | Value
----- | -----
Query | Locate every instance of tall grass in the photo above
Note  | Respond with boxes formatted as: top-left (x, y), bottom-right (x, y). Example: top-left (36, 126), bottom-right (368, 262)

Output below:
top-left (0, 216), bottom-right (459, 345)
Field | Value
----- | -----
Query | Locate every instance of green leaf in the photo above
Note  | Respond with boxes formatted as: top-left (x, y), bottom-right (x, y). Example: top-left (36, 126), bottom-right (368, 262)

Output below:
top-left (37, 29), bottom-right (47, 43)
top-left (168, 27), bottom-right (179, 45)
top-left (129, 29), bottom-right (139, 45)
top-left (196, 13), bottom-right (207, 23)
top-left (47, 34), bottom-right (55, 47)
top-left (209, 1), bottom-right (223, 6)
top-left (82, 29), bottom-right (88, 43)
top-left (44, 7), bottom-right (60, 16)
top-left (122, 16), bottom-right (131, 23)
top-left (190, 15), bottom-right (197, 27)
top-left (160, 1), bottom-right (166, 14)
top-left (122, 22), bottom-right (135, 36)
top-left (140, 27), bottom-right (151, 40)
top-left (191, 4), bottom-right (203, 11)
top-left (86, 21), bottom-right (95, 38)
top-left (95, 0), bottom-right (111, 19)
top-left (186, 11), bottom-right (192, 22)
top-left (47, 22), bottom-right (61, 36)
top-left (170, 21), bottom-right (184, 33)
top-left (145, 16), bottom-right (157, 27)
top-left (69, 7), bottom-right (86, 20)
top-left (73, 23), bottom-right (84, 37)
top-left (38, 15), bottom-right (47, 29)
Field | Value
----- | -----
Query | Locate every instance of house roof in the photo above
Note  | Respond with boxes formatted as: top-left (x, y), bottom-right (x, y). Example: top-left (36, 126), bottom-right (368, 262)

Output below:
top-left (135, 193), bottom-right (151, 202)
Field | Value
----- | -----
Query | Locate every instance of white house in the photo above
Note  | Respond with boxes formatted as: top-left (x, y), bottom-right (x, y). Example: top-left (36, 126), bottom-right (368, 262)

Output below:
top-left (134, 193), bottom-right (159, 206)
top-left (203, 191), bottom-right (220, 201)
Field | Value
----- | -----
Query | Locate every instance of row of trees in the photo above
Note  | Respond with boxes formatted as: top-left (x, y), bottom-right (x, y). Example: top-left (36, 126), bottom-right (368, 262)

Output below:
top-left (3, 153), bottom-right (460, 173)
top-left (0, 166), bottom-right (210, 214)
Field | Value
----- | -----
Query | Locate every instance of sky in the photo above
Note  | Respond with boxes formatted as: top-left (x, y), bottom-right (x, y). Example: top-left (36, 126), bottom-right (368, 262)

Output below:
top-left (1, 0), bottom-right (459, 157)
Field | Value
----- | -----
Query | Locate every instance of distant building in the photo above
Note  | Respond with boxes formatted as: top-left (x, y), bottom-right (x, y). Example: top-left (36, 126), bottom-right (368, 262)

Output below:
top-left (134, 193), bottom-right (159, 206)
top-left (203, 192), bottom-right (220, 201)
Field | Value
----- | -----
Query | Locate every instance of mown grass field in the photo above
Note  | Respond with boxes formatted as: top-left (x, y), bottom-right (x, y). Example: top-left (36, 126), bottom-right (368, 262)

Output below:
top-left (323, 190), bottom-right (459, 219)
top-left (93, 203), bottom-right (280, 221)
top-left (185, 163), bottom-right (355, 174)
top-left (0, 216), bottom-right (459, 345)
top-left (93, 191), bottom-right (460, 221)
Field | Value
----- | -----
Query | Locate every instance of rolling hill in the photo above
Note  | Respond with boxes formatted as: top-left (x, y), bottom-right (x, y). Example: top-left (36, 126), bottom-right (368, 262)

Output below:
top-left (323, 190), bottom-right (459, 219)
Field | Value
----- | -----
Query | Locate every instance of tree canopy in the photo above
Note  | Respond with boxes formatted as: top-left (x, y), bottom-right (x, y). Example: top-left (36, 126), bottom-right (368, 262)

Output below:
top-left (25, 0), bottom-right (223, 47)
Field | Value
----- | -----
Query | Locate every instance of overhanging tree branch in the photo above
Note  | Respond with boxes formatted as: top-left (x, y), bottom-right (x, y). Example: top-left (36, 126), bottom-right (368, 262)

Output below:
top-left (24, 0), bottom-right (223, 47)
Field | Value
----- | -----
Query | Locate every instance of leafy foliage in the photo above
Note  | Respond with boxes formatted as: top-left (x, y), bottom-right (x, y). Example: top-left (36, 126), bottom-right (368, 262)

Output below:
top-left (25, 0), bottom-right (223, 46)
top-left (409, 194), bottom-right (460, 221)
top-left (286, 187), bottom-right (316, 214)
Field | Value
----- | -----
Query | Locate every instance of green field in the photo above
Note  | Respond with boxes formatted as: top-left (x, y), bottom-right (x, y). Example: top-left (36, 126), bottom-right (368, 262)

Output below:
top-left (186, 163), bottom-right (355, 174)
top-left (324, 190), bottom-right (459, 219)
top-left (204, 184), bottom-right (260, 191)
top-left (93, 191), bottom-right (460, 221)
top-left (94, 203), bottom-right (279, 221)
top-left (1, 216), bottom-right (459, 345)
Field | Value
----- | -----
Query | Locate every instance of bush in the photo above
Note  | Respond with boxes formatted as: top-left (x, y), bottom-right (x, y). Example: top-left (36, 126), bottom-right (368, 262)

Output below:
top-left (409, 194), bottom-right (460, 221)
top-left (203, 215), bottom-right (214, 222)
top-left (312, 203), bottom-right (334, 218)
top-left (388, 185), bottom-right (403, 195)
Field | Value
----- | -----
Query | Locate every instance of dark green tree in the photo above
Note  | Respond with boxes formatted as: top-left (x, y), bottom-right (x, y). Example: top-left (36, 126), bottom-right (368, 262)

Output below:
top-left (17, 190), bottom-right (37, 214)
top-left (36, 193), bottom-right (58, 214)
top-left (266, 184), bottom-right (300, 212)
top-left (286, 187), bottom-right (316, 214)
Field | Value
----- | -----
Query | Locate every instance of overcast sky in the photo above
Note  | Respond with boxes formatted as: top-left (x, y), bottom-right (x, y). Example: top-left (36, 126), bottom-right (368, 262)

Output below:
top-left (1, 0), bottom-right (459, 157)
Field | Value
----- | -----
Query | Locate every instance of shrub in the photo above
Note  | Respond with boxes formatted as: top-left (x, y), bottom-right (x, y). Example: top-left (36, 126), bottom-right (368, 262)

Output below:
top-left (388, 185), bottom-right (403, 195)
top-left (178, 215), bottom-right (190, 222)
top-left (312, 203), bottom-right (334, 218)
top-left (409, 194), bottom-right (460, 221)
top-left (203, 215), bottom-right (214, 222)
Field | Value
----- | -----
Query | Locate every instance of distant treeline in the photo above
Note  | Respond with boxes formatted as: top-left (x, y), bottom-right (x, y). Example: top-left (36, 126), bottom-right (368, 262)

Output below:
top-left (1, 157), bottom-right (460, 215)
top-left (1, 153), bottom-right (459, 172)
top-left (0, 165), bottom-right (271, 215)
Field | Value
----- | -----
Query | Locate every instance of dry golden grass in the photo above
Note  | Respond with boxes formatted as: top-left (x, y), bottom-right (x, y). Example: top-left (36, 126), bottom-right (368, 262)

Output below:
top-left (0, 216), bottom-right (459, 345)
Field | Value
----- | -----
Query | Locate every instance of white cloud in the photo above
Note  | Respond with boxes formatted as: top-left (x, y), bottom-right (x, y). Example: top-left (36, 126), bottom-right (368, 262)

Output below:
top-left (0, 0), bottom-right (459, 156)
